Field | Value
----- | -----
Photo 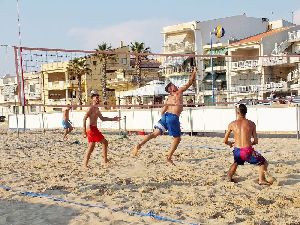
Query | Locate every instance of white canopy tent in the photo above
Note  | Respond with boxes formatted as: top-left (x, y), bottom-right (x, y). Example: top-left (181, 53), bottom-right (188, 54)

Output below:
top-left (119, 80), bottom-right (195, 97)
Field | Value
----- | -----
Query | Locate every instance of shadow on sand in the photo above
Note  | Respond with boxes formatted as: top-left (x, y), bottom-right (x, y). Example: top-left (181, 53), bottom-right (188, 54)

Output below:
top-left (0, 199), bottom-right (79, 225)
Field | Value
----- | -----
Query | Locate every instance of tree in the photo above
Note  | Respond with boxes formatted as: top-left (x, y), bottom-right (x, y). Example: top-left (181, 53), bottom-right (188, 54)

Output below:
top-left (130, 41), bottom-right (151, 87)
top-left (94, 43), bottom-right (116, 103)
top-left (67, 57), bottom-right (90, 107)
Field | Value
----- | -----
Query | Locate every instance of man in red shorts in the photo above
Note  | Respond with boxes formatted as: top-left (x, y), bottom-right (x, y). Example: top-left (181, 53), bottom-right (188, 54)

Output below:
top-left (83, 93), bottom-right (120, 169)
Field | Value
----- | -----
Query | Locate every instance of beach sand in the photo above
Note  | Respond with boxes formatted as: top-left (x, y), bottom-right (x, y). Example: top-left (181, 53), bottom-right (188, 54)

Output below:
top-left (0, 128), bottom-right (300, 224)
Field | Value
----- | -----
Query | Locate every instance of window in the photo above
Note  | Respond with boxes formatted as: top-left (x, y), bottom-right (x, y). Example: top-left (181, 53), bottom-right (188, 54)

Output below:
top-left (53, 108), bottom-right (62, 112)
top-left (13, 106), bottom-right (19, 114)
top-left (29, 84), bottom-right (36, 92)
top-left (30, 105), bottom-right (36, 112)
top-left (121, 58), bottom-right (127, 65)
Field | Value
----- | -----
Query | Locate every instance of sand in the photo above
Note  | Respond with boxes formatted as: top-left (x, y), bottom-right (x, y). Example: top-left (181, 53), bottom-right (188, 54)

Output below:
top-left (0, 127), bottom-right (300, 225)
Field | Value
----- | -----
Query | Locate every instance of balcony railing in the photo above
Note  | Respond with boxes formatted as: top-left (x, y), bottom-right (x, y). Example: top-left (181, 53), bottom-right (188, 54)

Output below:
top-left (288, 30), bottom-right (300, 41)
top-left (262, 56), bottom-right (288, 66)
top-left (48, 81), bottom-right (65, 90)
top-left (230, 82), bottom-right (288, 94)
top-left (26, 92), bottom-right (41, 99)
top-left (231, 60), bottom-right (259, 70)
top-left (164, 43), bottom-right (194, 53)
top-left (205, 65), bottom-right (226, 72)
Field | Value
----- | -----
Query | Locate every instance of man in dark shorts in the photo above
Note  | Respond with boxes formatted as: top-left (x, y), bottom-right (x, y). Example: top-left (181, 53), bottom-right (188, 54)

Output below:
top-left (224, 104), bottom-right (274, 185)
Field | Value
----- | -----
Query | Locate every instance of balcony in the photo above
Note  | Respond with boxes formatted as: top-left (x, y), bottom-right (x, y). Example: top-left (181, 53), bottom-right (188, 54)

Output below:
top-left (289, 57), bottom-right (300, 64)
top-left (230, 82), bottom-right (288, 94)
top-left (205, 65), bottom-right (226, 73)
top-left (231, 60), bottom-right (259, 71)
top-left (164, 42), bottom-right (194, 54)
top-left (262, 56), bottom-right (288, 66)
top-left (47, 98), bottom-right (67, 105)
top-left (48, 81), bottom-right (65, 90)
top-left (26, 92), bottom-right (41, 100)
top-left (288, 30), bottom-right (300, 42)
top-left (290, 83), bottom-right (300, 89)
top-left (230, 85), bottom-right (262, 93)
top-left (65, 80), bottom-right (78, 88)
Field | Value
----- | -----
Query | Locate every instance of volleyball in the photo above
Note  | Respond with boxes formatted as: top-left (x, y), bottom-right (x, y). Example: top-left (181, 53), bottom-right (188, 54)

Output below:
top-left (215, 25), bottom-right (225, 38)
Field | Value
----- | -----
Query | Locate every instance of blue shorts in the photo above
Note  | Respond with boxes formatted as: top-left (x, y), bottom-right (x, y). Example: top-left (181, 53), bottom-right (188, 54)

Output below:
top-left (154, 112), bottom-right (181, 137)
top-left (62, 120), bottom-right (72, 129)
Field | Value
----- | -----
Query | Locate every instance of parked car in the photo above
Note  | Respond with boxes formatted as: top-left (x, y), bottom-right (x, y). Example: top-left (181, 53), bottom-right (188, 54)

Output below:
top-left (0, 116), bottom-right (5, 122)
top-left (291, 96), bottom-right (300, 104)
top-left (234, 99), bottom-right (257, 106)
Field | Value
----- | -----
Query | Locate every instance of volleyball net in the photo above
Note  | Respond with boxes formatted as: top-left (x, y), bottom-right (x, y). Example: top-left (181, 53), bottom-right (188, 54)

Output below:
top-left (0, 44), bottom-right (300, 111)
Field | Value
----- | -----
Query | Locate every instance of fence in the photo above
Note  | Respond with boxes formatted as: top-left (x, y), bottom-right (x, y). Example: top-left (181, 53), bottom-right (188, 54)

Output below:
top-left (8, 106), bottom-right (300, 138)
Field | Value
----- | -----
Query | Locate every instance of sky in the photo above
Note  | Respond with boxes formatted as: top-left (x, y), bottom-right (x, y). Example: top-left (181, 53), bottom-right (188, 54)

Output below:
top-left (0, 0), bottom-right (300, 75)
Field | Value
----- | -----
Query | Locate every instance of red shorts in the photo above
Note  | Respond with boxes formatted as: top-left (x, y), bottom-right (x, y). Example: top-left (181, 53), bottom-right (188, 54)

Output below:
top-left (86, 125), bottom-right (104, 143)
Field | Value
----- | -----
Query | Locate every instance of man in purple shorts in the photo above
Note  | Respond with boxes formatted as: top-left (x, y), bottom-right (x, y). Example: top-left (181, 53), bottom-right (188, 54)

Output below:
top-left (224, 104), bottom-right (274, 185)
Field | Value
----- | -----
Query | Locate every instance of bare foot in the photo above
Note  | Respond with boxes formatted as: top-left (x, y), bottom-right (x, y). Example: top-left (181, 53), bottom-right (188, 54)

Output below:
top-left (82, 165), bottom-right (90, 171)
top-left (259, 180), bottom-right (271, 185)
top-left (132, 145), bottom-right (141, 157)
top-left (103, 158), bottom-right (111, 164)
top-left (166, 158), bottom-right (176, 166)
top-left (265, 172), bottom-right (276, 184)
top-left (227, 176), bottom-right (236, 183)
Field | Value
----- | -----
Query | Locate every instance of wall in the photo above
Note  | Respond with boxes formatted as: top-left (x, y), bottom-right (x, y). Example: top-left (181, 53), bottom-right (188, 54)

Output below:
top-left (197, 15), bottom-right (268, 49)
top-left (8, 106), bottom-right (300, 133)
top-left (261, 26), bottom-right (300, 55)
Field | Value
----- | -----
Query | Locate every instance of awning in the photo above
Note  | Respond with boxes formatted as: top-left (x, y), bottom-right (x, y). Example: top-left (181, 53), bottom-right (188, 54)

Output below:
top-left (216, 74), bottom-right (226, 82)
top-left (203, 73), bottom-right (226, 82)
top-left (165, 33), bottom-right (187, 45)
top-left (206, 48), bottom-right (228, 55)
top-left (203, 73), bottom-right (213, 82)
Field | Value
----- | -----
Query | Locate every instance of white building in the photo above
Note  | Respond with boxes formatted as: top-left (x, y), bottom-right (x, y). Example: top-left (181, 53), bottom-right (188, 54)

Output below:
top-left (0, 75), bottom-right (18, 117)
top-left (161, 14), bottom-right (270, 104)
top-left (0, 72), bottom-right (43, 118)
top-left (227, 24), bottom-right (300, 102)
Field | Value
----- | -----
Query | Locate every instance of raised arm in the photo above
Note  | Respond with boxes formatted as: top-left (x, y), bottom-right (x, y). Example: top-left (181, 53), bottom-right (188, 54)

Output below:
top-left (224, 122), bottom-right (234, 147)
top-left (178, 67), bottom-right (197, 93)
top-left (251, 123), bottom-right (258, 145)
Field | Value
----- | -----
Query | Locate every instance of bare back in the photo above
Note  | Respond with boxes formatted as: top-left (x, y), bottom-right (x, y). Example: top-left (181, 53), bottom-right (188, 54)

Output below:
top-left (63, 108), bottom-right (70, 121)
top-left (165, 92), bottom-right (183, 116)
top-left (230, 118), bottom-right (256, 148)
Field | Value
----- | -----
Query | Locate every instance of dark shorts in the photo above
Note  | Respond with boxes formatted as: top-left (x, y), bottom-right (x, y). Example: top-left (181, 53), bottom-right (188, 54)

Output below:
top-left (154, 112), bottom-right (181, 137)
top-left (233, 146), bottom-right (266, 165)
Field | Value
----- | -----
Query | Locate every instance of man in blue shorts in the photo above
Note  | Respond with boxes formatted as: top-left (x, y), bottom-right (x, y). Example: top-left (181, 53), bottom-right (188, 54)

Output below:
top-left (62, 104), bottom-right (73, 140)
top-left (132, 67), bottom-right (196, 165)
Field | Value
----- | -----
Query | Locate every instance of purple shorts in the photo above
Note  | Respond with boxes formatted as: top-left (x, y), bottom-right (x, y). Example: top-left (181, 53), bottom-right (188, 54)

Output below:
top-left (233, 146), bottom-right (266, 165)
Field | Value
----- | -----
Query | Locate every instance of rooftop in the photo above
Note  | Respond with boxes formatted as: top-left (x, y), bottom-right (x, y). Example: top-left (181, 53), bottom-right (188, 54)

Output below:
top-left (230, 27), bottom-right (291, 46)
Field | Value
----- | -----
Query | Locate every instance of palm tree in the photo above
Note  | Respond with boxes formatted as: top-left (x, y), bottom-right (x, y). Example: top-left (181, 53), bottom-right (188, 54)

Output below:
top-left (94, 43), bottom-right (115, 103)
top-left (130, 41), bottom-right (151, 87)
top-left (67, 57), bottom-right (90, 107)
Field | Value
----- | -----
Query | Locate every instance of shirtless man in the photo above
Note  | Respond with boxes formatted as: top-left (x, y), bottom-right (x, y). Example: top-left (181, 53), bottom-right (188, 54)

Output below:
top-left (62, 104), bottom-right (73, 140)
top-left (132, 67), bottom-right (196, 165)
top-left (224, 104), bottom-right (272, 185)
top-left (83, 93), bottom-right (120, 169)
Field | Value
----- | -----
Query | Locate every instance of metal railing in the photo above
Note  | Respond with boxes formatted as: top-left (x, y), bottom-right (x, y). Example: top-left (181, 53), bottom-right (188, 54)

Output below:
top-left (231, 60), bottom-right (259, 70)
